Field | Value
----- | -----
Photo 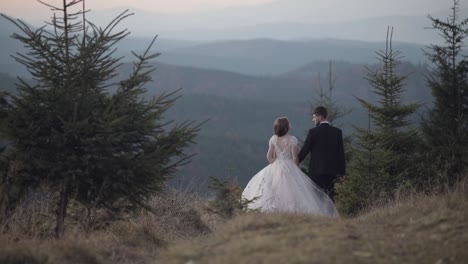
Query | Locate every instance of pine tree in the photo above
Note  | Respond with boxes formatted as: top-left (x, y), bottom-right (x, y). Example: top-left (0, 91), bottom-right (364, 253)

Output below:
top-left (336, 124), bottom-right (395, 214)
top-left (336, 28), bottom-right (420, 214)
top-left (205, 176), bottom-right (255, 219)
top-left (311, 60), bottom-right (350, 124)
top-left (0, 0), bottom-right (199, 238)
top-left (421, 0), bottom-right (468, 184)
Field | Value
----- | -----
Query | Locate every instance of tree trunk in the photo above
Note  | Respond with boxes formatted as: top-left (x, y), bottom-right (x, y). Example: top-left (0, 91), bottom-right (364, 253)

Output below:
top-left (55, 181), bottom-right (69, 239)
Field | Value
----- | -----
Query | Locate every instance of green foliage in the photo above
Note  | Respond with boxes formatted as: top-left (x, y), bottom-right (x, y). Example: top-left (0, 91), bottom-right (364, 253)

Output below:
top-left (336, 128), bottom-right (396, 214)
top-left (206, 177), bottom-right (255, 219)
top-left (337, 28), bottom-right (420, 214)
top-left (421, 0), bottom-right (468, 184)
top-left (0, 0), bottom-right (199, 237)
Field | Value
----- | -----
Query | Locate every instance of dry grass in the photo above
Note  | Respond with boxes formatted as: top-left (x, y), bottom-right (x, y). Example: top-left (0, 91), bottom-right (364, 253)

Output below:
top-left (0, 191), bottom-right (56, 239)
top-left (0, 186), bottom-right (214, 264)
top-left (162, 182), bottom-right (468, 264)
top-left (1, 181), bottom-right (467, 263)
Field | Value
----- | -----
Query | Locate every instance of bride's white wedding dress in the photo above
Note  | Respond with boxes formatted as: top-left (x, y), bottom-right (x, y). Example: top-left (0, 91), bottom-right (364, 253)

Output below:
top-left (242, 135), bottom-right (338, 217)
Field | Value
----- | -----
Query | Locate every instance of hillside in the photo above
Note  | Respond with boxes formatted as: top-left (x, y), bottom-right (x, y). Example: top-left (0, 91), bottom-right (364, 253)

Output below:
top-left (162, 184), bottom-right (468, 263)
top-left (0, 59), bottom-right (431, 187)
top-left (146, 61), bottom-right (429, 186)
top-left (0, 14), bottom-right (433, 77)
top-left (156, 39), bottom-right (427, 76)
top-left (0, 13), bottom-right (433, 187)
top-left (0, 29), bottom-right (428, 76)
top-left (147, 61), bottom-right (429, 105)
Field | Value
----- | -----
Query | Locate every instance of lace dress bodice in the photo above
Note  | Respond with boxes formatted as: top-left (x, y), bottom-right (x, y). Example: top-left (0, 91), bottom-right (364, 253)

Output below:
top-left (269, 135), bottom-right (298, 161)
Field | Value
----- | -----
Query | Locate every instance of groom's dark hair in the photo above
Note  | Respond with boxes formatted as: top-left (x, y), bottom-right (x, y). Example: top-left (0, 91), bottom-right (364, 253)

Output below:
top-left (274, 117), bottom-right (290, 137)
top-left (313, 106), bottom-right (328, 118)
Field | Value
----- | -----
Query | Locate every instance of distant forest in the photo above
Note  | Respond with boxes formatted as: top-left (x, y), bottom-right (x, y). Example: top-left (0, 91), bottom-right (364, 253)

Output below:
top-left (0, 59), bottom-right (431, 187)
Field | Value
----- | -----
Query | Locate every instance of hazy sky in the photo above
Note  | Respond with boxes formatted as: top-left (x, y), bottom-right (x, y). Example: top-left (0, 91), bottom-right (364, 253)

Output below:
top-left (0, 0), bottom-right (468, 20)
top-left (3, 0), bottom-right (466, 18)
top-left (2, 0), bottom-right (468, 42)
top-left (1, 0), bottom-right (274, 16)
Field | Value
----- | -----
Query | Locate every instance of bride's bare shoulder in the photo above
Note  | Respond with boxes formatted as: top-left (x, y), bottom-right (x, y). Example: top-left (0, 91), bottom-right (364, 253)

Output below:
top-left (269, 135), bottom-right (277, 144)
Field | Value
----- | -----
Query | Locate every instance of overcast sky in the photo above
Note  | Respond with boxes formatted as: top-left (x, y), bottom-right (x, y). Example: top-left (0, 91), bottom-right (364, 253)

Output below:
top-left (2, 0), bottom-right (468, 42)
top-left (2, 0), bottom-right (466, 18)
top-left (1, 0), bottom-right (272, 16)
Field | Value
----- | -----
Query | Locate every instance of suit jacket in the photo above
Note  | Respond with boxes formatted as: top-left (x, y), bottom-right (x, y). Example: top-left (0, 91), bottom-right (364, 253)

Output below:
top-left (298, 123), bottom-right (345, 188)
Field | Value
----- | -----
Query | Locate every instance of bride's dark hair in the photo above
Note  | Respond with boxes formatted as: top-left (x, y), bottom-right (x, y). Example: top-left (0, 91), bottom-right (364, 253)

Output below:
top-left (274, 117), bottom-right (290, 137)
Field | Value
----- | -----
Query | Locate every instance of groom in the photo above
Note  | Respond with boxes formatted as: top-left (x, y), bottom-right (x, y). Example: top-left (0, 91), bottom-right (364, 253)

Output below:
top-left (298, 106), bottom-right (345, 202)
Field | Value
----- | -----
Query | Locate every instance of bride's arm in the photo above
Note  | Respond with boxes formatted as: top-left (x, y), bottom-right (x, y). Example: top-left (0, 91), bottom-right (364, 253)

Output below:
top-left (291, 136), bottom-right (299, 166)
top-left (291, 144), bottom-right (299, 166)
top-left (267, 144), bottom-right (276, 164)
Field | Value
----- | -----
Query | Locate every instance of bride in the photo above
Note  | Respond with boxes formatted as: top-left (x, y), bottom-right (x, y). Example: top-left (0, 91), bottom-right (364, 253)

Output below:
top-left (242, 117), bottom-right (338, 217)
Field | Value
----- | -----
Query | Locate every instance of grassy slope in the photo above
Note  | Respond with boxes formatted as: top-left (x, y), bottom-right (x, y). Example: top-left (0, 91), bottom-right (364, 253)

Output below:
top-left (0, 188), bottom-right (213, 264)
top-left (0, 185), bottom-right (466, 264)
top-left (163, 185), bottom-right (468, 264)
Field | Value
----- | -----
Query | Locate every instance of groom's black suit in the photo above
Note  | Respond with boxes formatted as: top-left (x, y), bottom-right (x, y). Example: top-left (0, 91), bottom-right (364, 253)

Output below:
top-left (298, 123), bottom-right (345, 202)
